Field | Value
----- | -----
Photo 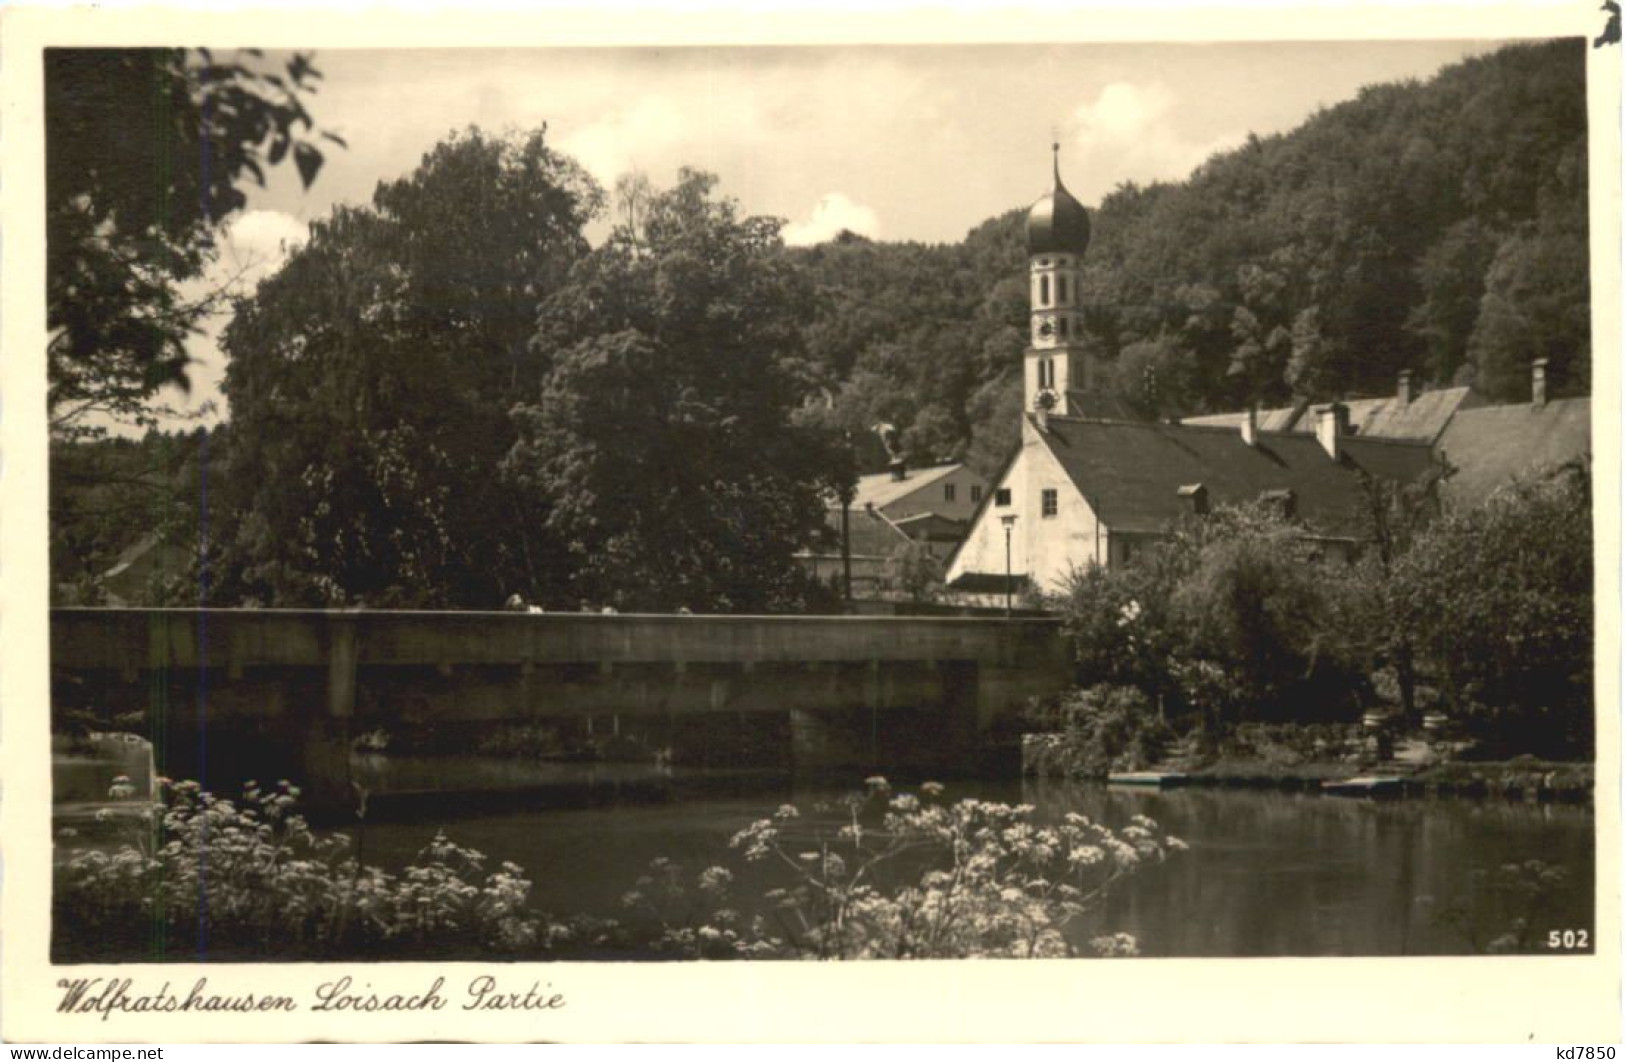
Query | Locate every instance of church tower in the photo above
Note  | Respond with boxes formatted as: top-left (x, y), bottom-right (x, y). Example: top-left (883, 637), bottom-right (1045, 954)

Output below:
top-left (1024, 144), bottom-right (1093, 417)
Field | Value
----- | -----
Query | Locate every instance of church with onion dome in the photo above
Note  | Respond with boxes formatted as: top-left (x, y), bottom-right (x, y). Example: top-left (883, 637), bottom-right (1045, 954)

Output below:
top-left (1020, 144), bottom-right (1128, 422)
top-left (942, 147), bottom-right (1442, 604)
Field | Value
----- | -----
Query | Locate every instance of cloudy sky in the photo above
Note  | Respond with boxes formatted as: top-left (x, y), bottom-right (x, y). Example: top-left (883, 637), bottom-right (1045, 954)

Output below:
top-left (171, 39), bottom-right (1501, 428)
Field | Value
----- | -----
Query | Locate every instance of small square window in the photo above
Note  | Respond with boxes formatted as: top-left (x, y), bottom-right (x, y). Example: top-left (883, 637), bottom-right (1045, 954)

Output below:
top-left (1042, 489), bottom-right (1058, 517)
top-left (944, 484), bottom-right (956, 502)
top-left (995, 488), bottom-right (1012, 507)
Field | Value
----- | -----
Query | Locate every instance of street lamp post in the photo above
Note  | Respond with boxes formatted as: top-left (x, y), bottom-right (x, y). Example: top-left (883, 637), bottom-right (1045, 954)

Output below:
top-left (1000, 513), bottom-right (1018, 617)
top-left (840, 485), bottom-right (854, 605)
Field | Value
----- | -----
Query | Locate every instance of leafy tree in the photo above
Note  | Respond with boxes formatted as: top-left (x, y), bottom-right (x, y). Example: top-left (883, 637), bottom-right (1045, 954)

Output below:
top-left (506, 169), bottom-right (845, 612)
top-left (48, 427), bottom-right (222, 604)
top-left (1108, 332), bottom-right (1195, 421)
top-left (883, 541), bottom-right (945, 603)
top-left (1169, 509), bottom-right (1366, 726)
top-left (1056, 504), bottom-right (1370, 734)
top-left (1468, 222), bottom-right (1592, 401)
top-left (1407, 218), bottom-right (1503, 385)
top-left (1389, 461), bottom-right (1593, 757)
top-left (961, 371), bottom-right (1023, 479)
top-left (46, 48), bottom-right (340, 437)
top-left (1346, 456), bottom-right (1454, 722)
top-left (219, 128), bottom-right (601, 606)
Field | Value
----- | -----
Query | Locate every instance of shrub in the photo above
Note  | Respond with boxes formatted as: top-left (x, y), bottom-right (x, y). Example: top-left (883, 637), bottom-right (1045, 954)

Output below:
top-left (1054, 565), bottom-right (1169, 693)
top-left (721, 778), bottom-right (1185, 958)
top-left (1170, 520), bottom-right (1367, 725)
top-left (1390, 461), bottom-right (1592, 758)
top-left (1222, 722), bottom-right (1364, 766)
top-left (54, 779), bottom-right (541, 960)
top-left (1023, 684), bottom-right (1175, 779)
top-left (1056, 502), bottom-right (1374, 735)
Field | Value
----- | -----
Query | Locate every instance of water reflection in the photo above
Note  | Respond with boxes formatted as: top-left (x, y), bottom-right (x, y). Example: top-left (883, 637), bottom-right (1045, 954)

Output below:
top-left (347, 758), bottom-right (1593, 958)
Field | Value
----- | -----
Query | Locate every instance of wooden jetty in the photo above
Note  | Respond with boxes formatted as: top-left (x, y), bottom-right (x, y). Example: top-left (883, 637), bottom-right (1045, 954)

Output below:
top-left (1107, 771), bottom-right (1189, 788)
top-left (1321, 776), bottom-right (1406, 797)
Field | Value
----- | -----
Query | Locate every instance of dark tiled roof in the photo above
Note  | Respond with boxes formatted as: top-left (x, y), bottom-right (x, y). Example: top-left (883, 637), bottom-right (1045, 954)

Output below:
top-left (1435, 397), bottom-right (1591, 503)
top-left (1036, 417), bottom-right (1435, 539)
top-left (1063, 389), bottom-right (1137, 421)
top-left (1183, 386), bottom-right (1480, 442)
top-left (812, 506), bottom-right (913, 558)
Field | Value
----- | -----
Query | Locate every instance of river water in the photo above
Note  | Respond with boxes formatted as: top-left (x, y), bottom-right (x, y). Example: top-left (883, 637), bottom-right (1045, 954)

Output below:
top-left (350, 755), bottom-right (1595, 958)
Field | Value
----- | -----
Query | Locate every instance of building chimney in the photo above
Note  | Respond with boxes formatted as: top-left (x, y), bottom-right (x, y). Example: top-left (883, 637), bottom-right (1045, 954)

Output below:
top-left (888, 457), bottom-right (907, 482)
top-left (1314, 402), bottom-right (1349, 460)
top-left (1240, 404), bottom-right (1259, 447)
top-left (1532, 358), bottom-right (1548, 409)
top-left (1397, 369), bottom-right (1415, 406)
top-left (1176, 483), bottom-right (1209, 517)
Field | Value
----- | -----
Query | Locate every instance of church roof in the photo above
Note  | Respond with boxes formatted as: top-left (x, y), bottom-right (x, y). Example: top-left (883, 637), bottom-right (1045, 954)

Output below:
top-left (1034, 417), bottom-right (1436, 539)
top-left (1435, 396), bottom-right (1590, 503)
top-left (1182, 386), bottom-right (1480, 442)
top-left (1063, 389), bottom-right (1137, 421)
top-left (1026, 151), bottom-right (1091, 257)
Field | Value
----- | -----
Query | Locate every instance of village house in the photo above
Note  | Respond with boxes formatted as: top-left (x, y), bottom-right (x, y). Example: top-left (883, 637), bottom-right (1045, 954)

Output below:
top-left (1432, 359), bottom-right (1592, 504)
top-left (944, 149), bottom-right (1449, 604)
top-left (799, 459), bottom-right (989, 597)
top-left (1189, 359), bottom-right (1590, 504)
top-left (1181, 371), bottom-right (1480, 443)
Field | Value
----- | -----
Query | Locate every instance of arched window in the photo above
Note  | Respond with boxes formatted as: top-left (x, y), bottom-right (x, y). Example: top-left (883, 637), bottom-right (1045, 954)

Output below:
top-left (1057, 276), bottom-right (1068, 304)
top-left (1059, 317), bottom-right (1069, 339)
top-left (1039, 274), bottom-right (1050, 306)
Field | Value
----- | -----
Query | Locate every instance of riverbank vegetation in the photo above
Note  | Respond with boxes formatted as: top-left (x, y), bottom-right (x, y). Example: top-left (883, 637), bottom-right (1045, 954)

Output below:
top-left (1027, 458), bottom-right (1593, 780)
top-left (54, 777), bottom-right (1182, 962)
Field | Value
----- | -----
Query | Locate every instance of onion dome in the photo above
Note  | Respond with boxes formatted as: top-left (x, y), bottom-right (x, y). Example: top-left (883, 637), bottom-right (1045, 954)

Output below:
top-left (1026, 144), bottom-right (1091, 257)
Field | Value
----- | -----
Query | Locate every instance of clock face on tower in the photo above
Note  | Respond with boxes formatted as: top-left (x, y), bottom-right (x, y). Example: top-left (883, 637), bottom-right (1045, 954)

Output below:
top-left (1034, 316), bottom-right (1056, 344)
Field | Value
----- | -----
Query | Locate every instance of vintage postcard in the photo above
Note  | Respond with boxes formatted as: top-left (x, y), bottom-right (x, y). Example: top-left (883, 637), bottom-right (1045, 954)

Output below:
top-left (2, 0), bottom-right (1620, 1043)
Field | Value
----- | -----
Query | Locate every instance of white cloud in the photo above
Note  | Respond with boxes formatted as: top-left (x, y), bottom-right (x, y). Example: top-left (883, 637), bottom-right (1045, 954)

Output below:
top-left (143, 210), bottom-right (310, 432)
top-left (782, 193), bottom-right (881, 247)
top-left (1075, 81), bottom-right (1175, 140)
top-left (555, 95), bottom-right (694, 189)
top-left (1068, 81), bottom-right (1245, 196)
top-left (217, 209), bottom-right (310, 292)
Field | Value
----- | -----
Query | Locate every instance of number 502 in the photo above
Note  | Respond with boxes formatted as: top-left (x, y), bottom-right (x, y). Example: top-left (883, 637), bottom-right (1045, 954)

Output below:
top-left (1547, 929), bottom-right (1590, 949)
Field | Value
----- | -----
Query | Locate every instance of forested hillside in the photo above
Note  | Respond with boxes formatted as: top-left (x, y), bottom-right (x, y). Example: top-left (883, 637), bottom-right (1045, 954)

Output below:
top-left (794, 39), bottom-right (1589, 475)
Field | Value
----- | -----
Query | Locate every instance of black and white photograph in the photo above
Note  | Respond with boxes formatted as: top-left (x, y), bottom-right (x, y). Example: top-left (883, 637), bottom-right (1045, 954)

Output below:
top-left (4, 1), bottom-right (1620, 1043)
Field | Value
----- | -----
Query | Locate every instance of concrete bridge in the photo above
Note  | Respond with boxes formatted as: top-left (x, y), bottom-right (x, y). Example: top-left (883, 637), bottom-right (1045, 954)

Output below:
top-left (52, 609), bottom-right (1071, 814)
